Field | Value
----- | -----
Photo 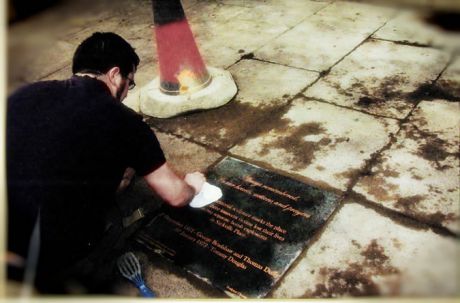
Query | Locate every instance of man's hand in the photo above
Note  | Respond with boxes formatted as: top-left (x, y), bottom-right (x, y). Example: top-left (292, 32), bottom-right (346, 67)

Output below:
top-left (143, 163), bottom-right (206, 207)
top-left (184, 172), bottom-right (206, 195)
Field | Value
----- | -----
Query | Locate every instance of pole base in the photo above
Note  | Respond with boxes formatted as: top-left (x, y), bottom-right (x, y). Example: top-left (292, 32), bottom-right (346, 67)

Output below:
top-left (140, 67), bottom-right (237, 118)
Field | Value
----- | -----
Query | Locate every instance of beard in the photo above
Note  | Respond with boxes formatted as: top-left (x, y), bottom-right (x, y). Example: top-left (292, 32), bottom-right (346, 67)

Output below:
top-left (115, 79), bottom-right (127, 101)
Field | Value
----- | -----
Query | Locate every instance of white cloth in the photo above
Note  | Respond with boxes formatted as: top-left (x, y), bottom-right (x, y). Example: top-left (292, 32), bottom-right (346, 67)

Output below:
top-left (189, 182), bottom-right (222, 208)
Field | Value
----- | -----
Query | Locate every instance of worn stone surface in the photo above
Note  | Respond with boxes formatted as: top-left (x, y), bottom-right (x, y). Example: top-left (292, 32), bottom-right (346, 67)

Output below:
top-left (186, 2), bottom-right (249, 25)
top-left (41, 65), bottom-right (73, 81)
top-left (64, 15), bottom-right (156, 66)
top-left (305, 39), bottom-right (451, 119)
top-left (255, 1), bottom-right (395, 71)
top-left (353, 100), bottom-right (460, 233)
top-left (68, 0), bottom-right (157, 65)
top-left (186, 18), bottom-right (244, 69)
top-left (154, 130), bottom-right (222, 175)
top-left (271, 202), bottom-right (460, 298)
top-left (224, 0), bottom-right (329, 28)
top-left (187, 1), bottom-right (326, 66)
top-left (192, 18), bottom-right (288, 68)
top-left (7, 0), bottom-right (135, 94)
top-left (137, 250), bottom-right (224, 298)
top-left (181, 0), bottom-right (202, 9)
top-left (196, 0), bottom-right (331, 27)
top-left (8, 35), bottom-right (74, 85)
top-left (362, 0), bottom-right (460, 11)
top-left (147, 60), bottom-right (317, 151)
top-left (231, 98), bottom-right (399, 191)
top-left (438, 57), bottom-right (460, 100)
top-left (373, 10), bottom-right (460, 51)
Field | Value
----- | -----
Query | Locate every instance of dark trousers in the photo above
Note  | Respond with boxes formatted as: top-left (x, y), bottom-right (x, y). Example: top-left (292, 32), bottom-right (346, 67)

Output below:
top-left (8, 176), bottom-right (162, 295)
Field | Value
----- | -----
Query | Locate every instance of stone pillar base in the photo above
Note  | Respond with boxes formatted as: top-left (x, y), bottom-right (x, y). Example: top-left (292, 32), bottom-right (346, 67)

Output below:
top-left (140, 66), bottom-right (237, 118)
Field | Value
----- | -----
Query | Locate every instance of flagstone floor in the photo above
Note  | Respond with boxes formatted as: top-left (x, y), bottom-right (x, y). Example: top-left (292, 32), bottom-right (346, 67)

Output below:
top-left (7, 0), bottom-right (460, 299)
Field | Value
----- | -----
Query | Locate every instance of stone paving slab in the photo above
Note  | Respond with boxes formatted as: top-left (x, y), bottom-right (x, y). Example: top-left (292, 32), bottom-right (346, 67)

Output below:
top-left (192, 16), bottom-right (289, 68)
top-left (230, 98), bottom-right (399, 192)
top-left (64, 16), bottom-right (157, 66)
top-left (154, 130), bottom-right (222, 175)
top-left (226, 0), bottom-right (329, 28)
top-left (41, 65), bottom-right (73, 81)
top-left (217, 0), bottom-right (331, 8)
top-left (271, 202), bottom-right (459, 298)
top-left (438, 56), bottom-right (460, 99)
top-left (190, 19), bottom-right (257, 68)
top-left (187, 1), bottom-right (329, 67)
top-left (254, 1), bottom-right (395, 71)
top-left (137, 250), bottom-right (224, 298)
top-left (9, 0), bottom-right (113, 39)
top-left (186, 2), bottom-right (249, 25)
top-left (8, 36), bottom-right (74, 85)
top-left (50, 0), bottom-right (148, 38)
top-left (181, 0), bottom-right (201, 9)
top-left (184, 1), bottom-right (285, 67)
top-left (373, 10), bottom-right (460, 51)
top-left (216, 0), bottom-right (254, 7)
top-left (7, 0), bottom-right (156, 94)
top-left (146, 60), bottom-right (318, 151)
top-left (198, 43), bottom-right (243, 70)
top-left (6, 0), bottom-right (129, 83)
top-left (353, 100), bottom-right (460, 233)
top-left (305, 39), bottom-right (451, 119)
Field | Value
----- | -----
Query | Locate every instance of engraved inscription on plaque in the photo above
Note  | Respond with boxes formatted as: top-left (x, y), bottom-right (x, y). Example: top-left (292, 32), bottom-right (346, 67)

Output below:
top-left (134, 157), bottom-right (340, 298)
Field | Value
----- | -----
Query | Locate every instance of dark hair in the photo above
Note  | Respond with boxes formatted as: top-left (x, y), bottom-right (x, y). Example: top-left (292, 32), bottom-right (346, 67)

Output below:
top-left (72, 32), bottom-right (140, 77)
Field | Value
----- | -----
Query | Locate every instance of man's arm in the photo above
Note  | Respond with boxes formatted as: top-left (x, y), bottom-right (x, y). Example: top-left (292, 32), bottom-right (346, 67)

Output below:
top-left (143, 162), bottom-right (205, 207)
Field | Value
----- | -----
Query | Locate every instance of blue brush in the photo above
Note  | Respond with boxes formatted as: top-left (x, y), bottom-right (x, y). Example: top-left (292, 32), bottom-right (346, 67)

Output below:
top-left (117, 252), bottom-right (155, 297)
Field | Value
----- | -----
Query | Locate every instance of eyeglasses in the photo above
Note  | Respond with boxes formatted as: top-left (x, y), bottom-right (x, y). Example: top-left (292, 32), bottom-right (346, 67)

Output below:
top-left (127, 77), bottom-right (136, 90)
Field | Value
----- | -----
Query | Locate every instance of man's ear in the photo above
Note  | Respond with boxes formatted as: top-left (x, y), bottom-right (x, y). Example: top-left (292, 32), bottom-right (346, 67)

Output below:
top-left (106, 66), bottom-right (122, 86)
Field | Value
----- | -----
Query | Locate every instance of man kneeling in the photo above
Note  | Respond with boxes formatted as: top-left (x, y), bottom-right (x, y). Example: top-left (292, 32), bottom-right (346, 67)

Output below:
top-left (7, 32), bottom-right (205, 293)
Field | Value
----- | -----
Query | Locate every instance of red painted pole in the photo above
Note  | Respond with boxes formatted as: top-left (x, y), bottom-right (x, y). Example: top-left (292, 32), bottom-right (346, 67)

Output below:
top-left (152, 0), bottom-right (210, 95)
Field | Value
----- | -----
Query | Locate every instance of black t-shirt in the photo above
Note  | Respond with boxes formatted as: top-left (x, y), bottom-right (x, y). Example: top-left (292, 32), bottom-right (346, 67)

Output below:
top-left (7, 76), bottom-right (165, 276)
